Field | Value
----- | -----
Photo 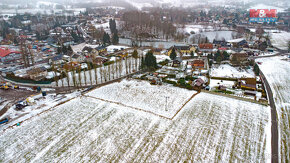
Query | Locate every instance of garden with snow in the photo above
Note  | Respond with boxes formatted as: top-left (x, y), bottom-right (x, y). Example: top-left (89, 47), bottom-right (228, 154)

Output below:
top-left (210, 64), bottom-right (255, 78)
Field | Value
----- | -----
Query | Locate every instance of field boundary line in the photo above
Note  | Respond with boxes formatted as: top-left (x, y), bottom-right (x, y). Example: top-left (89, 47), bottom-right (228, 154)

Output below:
top-left (170, 92), bottom-right (200, 120)
top-left (83, 95), bottom-right (172, 120)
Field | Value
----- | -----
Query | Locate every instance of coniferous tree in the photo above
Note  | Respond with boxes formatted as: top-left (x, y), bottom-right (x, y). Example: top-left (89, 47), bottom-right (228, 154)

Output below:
top-left (112, 31), bottom-right (119, 45)
top-left (143, 50), bottom-right (157, 71)
top-left (170, 48), bottom-right (177, 60)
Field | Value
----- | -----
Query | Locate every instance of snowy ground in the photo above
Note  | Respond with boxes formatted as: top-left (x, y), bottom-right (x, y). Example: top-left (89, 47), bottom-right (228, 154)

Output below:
top-left (209, 79), bottom-right (235, 88)
top-left (210, 64), bottom-right (255, 78)
top-left (270, 32), bottom-right (290, 50)
top-left (0, 91), bottom-right (271, 162)
top-left (155, 54), bottom-right (170, 63)
top-left (0, 92), bottom-right (81, 131)
top-left (106, 45), bottom-right (130, 53)
top-left (257, 56), bottom-right (290, 162)
top-left (86, 79), bottom-right (196, 118)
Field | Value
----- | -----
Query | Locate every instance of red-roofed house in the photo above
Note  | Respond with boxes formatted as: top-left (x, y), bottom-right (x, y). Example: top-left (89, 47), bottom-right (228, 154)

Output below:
top-left (198, 43), bottom-right (214, 52)
top-left (0, 47), bottom-right (21, 63)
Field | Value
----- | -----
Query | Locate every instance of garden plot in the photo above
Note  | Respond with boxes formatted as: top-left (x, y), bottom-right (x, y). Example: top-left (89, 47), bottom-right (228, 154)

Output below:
top-left (86, 79), bottom-right (196, 118)
top-left (0, 93), bottom-right (271, 162)
top-left (257, 56), bottom-right (290, 162)
top-left (210, 64), bottom-right (255, 78)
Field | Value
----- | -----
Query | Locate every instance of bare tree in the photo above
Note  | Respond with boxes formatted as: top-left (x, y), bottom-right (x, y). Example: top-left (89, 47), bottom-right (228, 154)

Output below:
top-left (52, 62), bottom-right (59, 87)
top-left (125, 57), bottom-right (128, 74)
top-left (99, 67), bottom-right (103, 83)
top-left (107, 64), bottom-right (111, 81)
top-left (87, 62), bottom-right (93, 86)
top-left (118, 59), bottom-right (123, 77)
top-left (94, 65), bottom-right (98, 85)
top-left (77, 67), bottom-right (82, 87)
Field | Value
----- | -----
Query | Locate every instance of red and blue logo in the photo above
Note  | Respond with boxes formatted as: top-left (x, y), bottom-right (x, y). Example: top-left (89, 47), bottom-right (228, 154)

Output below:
top-left (249, 9), bottom-right (277, 22)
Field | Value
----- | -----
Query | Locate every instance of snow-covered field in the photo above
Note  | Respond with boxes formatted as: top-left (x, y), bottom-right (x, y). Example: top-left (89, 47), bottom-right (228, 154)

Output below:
top-left (210, 64), bottom-right (255, 78)
top-left (86, 79), bottom-right (196, 118)
top-left (257, 56), bottom-right (290, 162)
top-left (0, 90), bottom-right (271, 162)
top-left (270, 32), bottom-right (290, 50)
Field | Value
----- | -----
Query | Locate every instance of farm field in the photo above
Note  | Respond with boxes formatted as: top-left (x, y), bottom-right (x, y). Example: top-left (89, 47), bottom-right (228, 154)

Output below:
top-left (0, 80), bottom-right (271, 162)
top-left (86, 79), bottom-right (197, 118)
top-left (257, 56), bottom-right (290, 162)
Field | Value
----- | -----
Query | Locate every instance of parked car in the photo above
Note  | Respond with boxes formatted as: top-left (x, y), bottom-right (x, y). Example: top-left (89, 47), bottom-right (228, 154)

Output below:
top-left (15, 101), bottom-right (28, 110)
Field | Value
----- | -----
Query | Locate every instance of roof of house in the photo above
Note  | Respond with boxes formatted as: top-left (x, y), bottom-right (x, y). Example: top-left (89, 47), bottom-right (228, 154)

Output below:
top-left (72, 54), bottom-right (81, 59)
top-left (195, 78), bottom-right (205, 87)
top-left (174, 45), bottom-right (190, 51)
top-left (27, 67), bottom-right (47, 74)
top-left (198, 43), bottom-right (213, 49)
top-left (193, 60), bottom-right (204, 65)
top-left (232, 53), bottom-right (248, 58)
top-left (227, 38), bottom-right (246, 43)
top-left (0, 48), bottom-right (21, 58)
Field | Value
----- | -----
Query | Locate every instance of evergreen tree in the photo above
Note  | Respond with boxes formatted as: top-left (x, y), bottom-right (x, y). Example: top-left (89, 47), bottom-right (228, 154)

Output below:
top-left (222, 51), bottom-right (230, 60)
top-left (214, 50), bottom-right (221, 61)
top-left (62, 45), bottom-right (67, 54)
top-left (103, 32), bottom-right (110, 44)
top-left (254, 64), bottom-right (259, 76)
top-left (143, 50), bottom-right (157, 70)
top-left (170, 48), bottom-right (177, 60)
top-left (190, 51), bottom-right (194, 58)
top-left (109, 19), bottom-right (117, 34)
top-left (132, 49), bottom-right (138, 70)
top-left (112, 31), bottom-right (119, 45)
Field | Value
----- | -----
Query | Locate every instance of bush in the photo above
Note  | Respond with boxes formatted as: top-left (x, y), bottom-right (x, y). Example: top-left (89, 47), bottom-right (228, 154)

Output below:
top-left (186, 84), bottom-right (193, 90)
top-left (104, 61), bottom-right (115, 66)
top-left (166, 74), bottom-right (176, 78)
top-left (164, 79), bottom-right (177, 85)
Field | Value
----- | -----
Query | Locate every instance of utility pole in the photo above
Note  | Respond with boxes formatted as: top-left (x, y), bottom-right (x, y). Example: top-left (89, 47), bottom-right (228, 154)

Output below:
top-left (165, 96), bottom-right (169, 111)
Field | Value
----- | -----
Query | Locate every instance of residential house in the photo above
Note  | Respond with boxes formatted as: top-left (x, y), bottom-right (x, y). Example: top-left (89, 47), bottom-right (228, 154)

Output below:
top-left (49, 55), bottom-right (64, 65)
top-left (93, 56), bottom-right (108, 65)
top-left (192, 78), bottom-right (205, 90)
top-left (152, 48), bottom-right (163, 55)
top-left (198, 43), bottom-right (214, 52)
top-left (172, 57), bottom-right (182, 67)
top-left (227, 38), bottom-right (248, 48)
top-left (71, 54), bottom-right (85, 63)
top-left (168, 45), bottom-right (195, 56)
top-left (230, 52), bottom-right (248, 64)
top-left (0, 48), bottom-right (21, 63)
top-left (213, 39), bottom-right (227, 47)
top-left (27, 67), bottom-right (48, 81)
top-left (240, 78), bottom-right (256, 91)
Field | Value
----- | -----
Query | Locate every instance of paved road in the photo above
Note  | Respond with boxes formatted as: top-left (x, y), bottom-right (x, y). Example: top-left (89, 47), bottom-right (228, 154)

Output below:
top-left (250, 49), bottom-right (288, 59)
top-left (259, 70), bottom-right (279, 163)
